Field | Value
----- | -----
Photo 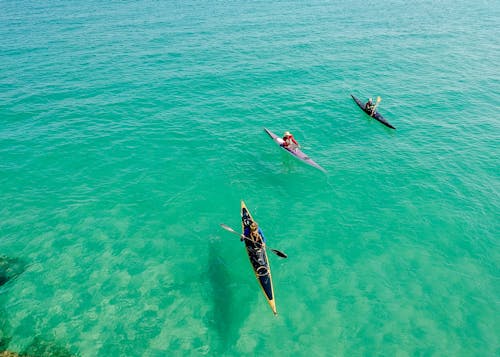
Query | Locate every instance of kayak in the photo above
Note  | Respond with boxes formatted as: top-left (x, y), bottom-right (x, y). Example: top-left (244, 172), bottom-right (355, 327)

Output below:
top-left (264, 128), bottom-right (327, 173)
top-left (351, 94), bottom-right (396, 130)
top-left (241, 200), bottom-right (277, 315)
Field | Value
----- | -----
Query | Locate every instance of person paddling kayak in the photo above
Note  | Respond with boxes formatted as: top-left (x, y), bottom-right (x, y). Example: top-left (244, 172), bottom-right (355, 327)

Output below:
top-left (242, 221), bottom-right (266, 244)
top-left (281, 131), bottom-right (300, 150)
top-left (365, 98), bottom-right (374, 112)
top-left (365, 96), bottom-right (381, 115)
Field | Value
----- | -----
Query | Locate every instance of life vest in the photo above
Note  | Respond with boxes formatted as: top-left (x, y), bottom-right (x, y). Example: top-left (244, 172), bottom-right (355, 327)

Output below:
top-left (250, 230), bottom-right (261, 242)
top-left (247, 227), bottom-right (266, 243)
top-left (284, 135), bottom-right (298, 147)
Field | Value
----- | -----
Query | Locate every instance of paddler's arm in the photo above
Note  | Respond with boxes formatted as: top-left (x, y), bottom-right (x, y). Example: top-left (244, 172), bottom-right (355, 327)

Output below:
top-left (258, 228), bottom-right (266, 243)
top-left (241, 227), bottom-right (250, 241)
top-left (291, 137), bottom-right (300, 148)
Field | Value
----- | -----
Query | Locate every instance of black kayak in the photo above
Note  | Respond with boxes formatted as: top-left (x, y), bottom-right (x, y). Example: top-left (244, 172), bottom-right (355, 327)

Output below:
top-left (351, 94), bottom-right (396, 130)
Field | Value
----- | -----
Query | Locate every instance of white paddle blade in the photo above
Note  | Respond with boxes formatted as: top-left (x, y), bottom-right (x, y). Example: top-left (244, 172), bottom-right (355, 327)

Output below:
top-left (220, 223), bottom-right (236, 233)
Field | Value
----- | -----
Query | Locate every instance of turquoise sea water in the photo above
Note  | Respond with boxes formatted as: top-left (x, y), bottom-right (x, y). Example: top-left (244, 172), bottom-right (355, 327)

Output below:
top-left (1, 0), bottom-right (499, 355)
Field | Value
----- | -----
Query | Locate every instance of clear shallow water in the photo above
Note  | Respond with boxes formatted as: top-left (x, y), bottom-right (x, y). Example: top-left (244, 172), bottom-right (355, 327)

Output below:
top-left (0, 0), bottom-right (499, 355)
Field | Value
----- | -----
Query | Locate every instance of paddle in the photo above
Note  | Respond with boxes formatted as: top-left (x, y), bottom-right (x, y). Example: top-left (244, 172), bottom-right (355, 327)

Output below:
top-left (370, 96), bottom-right (381, 115)
top-left (219, 224), bottom-right (288, 258)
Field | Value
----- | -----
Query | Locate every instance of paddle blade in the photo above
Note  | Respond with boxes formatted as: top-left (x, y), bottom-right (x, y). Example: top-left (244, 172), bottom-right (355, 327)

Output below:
top-left (376, 96), bottom-right (381, 103)
top-left (220, 223), bottom-right (237, 234)
top-left (271, 249), bottom-right (288, 258)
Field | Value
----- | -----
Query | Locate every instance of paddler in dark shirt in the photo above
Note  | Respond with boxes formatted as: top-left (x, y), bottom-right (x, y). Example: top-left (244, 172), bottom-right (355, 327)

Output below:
top-left (365, 98), bottom-right (375, 114)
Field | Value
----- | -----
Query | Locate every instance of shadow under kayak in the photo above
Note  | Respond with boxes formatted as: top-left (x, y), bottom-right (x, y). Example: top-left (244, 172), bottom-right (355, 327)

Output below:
top-left (351, 94), bottom-right (396, 130)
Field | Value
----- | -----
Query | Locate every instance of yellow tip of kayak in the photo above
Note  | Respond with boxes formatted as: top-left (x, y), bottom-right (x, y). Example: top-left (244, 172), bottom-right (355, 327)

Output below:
top-left (269, 300), bottom-right (277, 315)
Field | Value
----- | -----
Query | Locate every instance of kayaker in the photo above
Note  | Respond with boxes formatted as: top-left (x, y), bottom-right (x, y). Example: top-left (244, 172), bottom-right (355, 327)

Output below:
top-left (365, 98), bottom-right (375, 114)
top-left (242, 221), bottom-right (266, 244)
top-left (281, 131), bottom-right (299, 150)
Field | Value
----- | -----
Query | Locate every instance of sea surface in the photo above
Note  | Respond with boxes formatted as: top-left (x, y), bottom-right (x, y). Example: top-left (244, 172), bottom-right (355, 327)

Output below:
top-left (0, 0), bottom-right (499, 355)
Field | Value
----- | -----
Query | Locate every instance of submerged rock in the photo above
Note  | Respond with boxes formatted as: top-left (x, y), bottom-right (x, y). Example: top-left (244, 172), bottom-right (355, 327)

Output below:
top-left (0, 351), bottom-right (19, 357)
top-left (0, 258), bottom-right (76, 356)
top-left (20, 337), bottom-right (76, 357)
top-left (0, 329), bottom-right (77, 356)
top-left (0, 306), bottom-right (12, 353)
top-left (0, 256), bottom-right (26, 287)
top-left (0, 337), bottom-right (12, 352)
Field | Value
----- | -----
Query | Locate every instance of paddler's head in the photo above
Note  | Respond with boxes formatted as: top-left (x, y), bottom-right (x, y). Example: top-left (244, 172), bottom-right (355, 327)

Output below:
top-left (250, 222), bottom-right (258, 231)
top-left (284, 131), bottom-right (291, 138)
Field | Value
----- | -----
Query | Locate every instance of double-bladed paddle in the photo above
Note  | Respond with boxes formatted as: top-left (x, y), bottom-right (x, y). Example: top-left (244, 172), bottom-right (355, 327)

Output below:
top-left (219, 223), bottom-right (288, 258)
top-left (371, 96), bottom-right (381, 115)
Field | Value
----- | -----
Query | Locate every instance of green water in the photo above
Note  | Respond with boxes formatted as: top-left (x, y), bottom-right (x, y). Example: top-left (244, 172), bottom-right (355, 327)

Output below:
top-left (1, 0), bottom-right (498, 355)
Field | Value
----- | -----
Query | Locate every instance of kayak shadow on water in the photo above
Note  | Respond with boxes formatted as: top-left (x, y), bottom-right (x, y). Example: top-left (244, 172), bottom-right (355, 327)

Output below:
top-left (278, 151), bottom-right (325, 175)
top-left (207, 242), bottom-right (246, 353)
top-left (279, 151), bottom-right (300, 174)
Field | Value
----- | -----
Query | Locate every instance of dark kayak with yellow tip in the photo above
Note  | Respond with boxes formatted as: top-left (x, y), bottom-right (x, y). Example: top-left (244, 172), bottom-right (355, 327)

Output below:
top-left (240, 200), bottom-right (277, 315)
